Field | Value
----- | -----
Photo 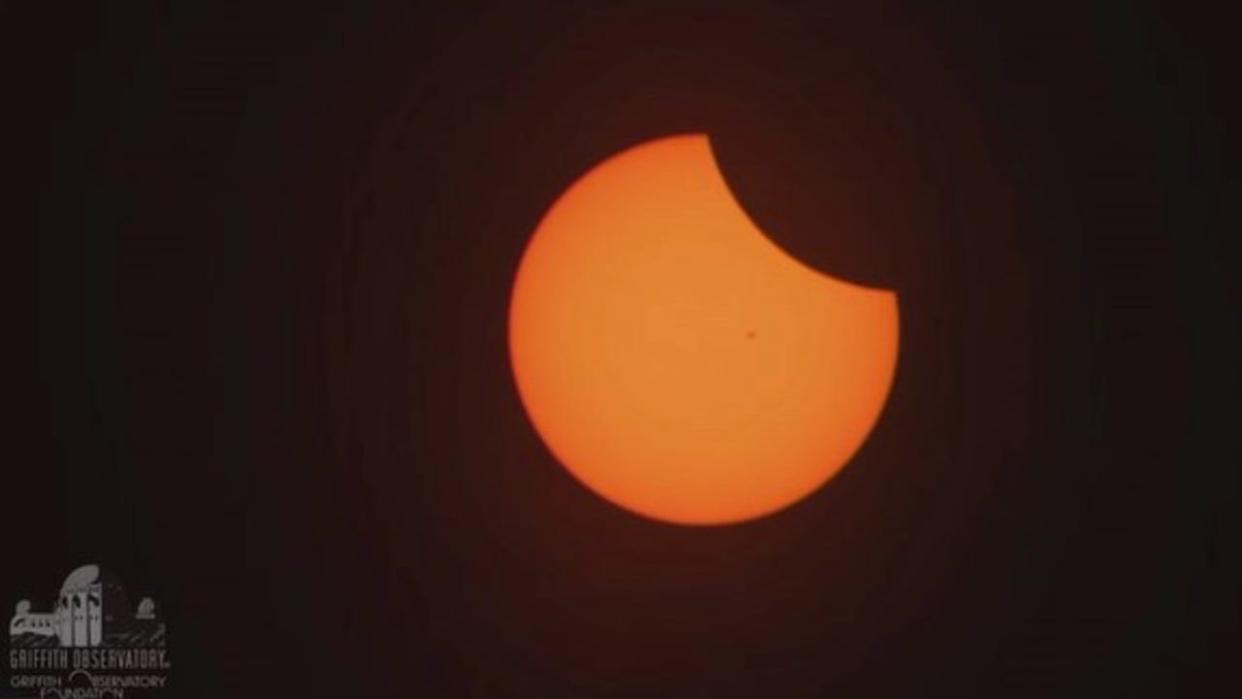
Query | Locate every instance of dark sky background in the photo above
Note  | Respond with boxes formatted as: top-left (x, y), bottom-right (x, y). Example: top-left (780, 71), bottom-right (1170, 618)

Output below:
top-left (5, 2), bottom-right (1239, 696)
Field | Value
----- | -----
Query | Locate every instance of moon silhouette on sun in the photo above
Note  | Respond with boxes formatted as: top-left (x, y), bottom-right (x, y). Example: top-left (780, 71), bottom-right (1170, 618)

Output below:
top-left (508, 134), bottom-right (899, 526)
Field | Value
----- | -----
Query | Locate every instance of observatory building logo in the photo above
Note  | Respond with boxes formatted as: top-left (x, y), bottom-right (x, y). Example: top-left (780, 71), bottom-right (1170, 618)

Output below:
top-left (7, 564), bottom-right (170, 698)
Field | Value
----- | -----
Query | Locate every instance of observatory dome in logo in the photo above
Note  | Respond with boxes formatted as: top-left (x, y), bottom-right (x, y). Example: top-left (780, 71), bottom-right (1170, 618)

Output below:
top-left (8, 564), bottom-right (165, 649)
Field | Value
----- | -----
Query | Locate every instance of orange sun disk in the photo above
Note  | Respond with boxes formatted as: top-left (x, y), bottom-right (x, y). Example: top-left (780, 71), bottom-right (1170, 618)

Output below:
top-left (508, 134), bottom-right (899, 525)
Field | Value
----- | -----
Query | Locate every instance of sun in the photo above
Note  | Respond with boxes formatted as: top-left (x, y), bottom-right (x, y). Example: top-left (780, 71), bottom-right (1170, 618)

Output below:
top-left (508, 134), bottom-right (899, 525)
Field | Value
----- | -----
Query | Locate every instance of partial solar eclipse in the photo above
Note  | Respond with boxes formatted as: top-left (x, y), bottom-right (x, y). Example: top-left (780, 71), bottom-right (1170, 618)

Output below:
top-left (509, 134), bottom-right (899, 525)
